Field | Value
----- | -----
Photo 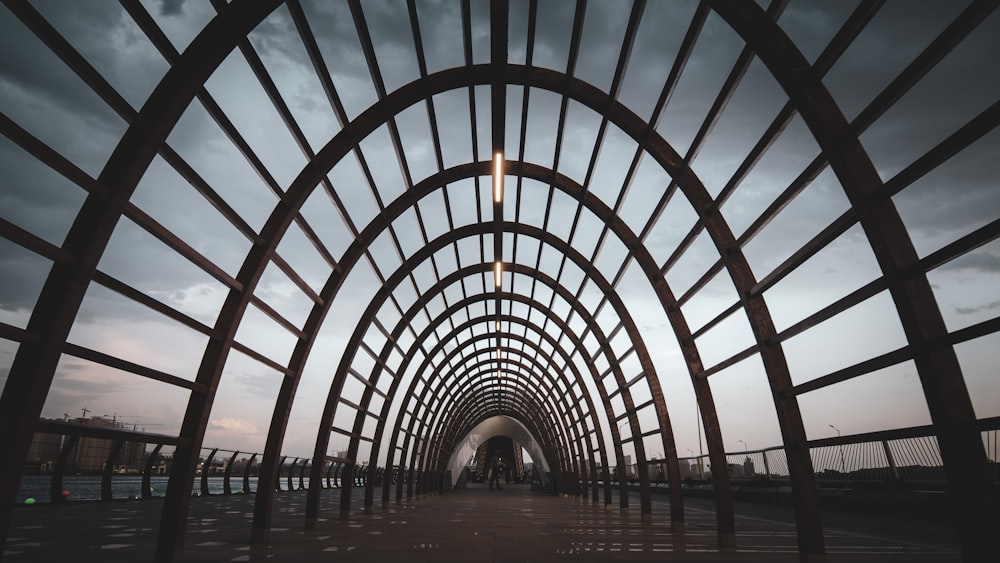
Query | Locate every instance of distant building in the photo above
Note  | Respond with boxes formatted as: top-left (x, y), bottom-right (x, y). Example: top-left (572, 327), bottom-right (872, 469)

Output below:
top-left (25, 420), bottom-right (63, 473)
top-left (25, 416), bottom-right (148, 473)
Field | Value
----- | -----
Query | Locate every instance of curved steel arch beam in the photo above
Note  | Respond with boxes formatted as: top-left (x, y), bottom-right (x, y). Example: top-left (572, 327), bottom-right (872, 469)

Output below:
top-left (338, 221), bottom-right (668, 518)
top-left (709, 3), bottom-right (994, 558)
top-left (0, 2), bottom-right (284, 558)
top-left (359, 267), bottom-right (619, 507)
top-left (419, 341), bottom-right (585, 483)
top-left (387, 259), bottom-right (636, 510)
top-left (269, 62), bottom-right (758, 538)
top-left (400, 298), bottom-right (608, 475)
top-left (435, 360), bottom-right (574, 471)
top-left (342, 258), bottom-right (609, 506)
top-left (371, 293), bottom-right (613, 506)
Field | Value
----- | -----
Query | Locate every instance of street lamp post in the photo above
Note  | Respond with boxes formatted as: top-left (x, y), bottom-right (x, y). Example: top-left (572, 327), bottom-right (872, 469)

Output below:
top-left (738, 439), bottom-right (748, 455)
top-left (829, 424), bottom-right (846, 475)
top-left (617, 422), bottom-right (630, 482)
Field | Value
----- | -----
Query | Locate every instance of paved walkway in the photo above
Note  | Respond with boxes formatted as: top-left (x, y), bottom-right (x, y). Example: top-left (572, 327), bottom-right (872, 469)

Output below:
top-left (4, 483), bottom-right (961, 561)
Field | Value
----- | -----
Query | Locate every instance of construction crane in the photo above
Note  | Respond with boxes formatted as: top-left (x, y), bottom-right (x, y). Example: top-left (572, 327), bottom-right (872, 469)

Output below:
top-left (99, 413), bottom-right (164, 432)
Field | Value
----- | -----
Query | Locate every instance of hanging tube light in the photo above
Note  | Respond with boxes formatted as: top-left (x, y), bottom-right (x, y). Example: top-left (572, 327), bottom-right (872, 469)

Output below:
top-left (493, 152), bottom-right (504, 203)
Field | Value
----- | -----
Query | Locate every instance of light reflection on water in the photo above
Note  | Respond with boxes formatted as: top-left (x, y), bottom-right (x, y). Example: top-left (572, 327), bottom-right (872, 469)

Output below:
top-left (12, 475), bottom-right (303, 503)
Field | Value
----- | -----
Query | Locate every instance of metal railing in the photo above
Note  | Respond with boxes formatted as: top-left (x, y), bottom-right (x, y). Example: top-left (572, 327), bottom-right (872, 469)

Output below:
top-left (619, 417), bottom-right (1000, 486)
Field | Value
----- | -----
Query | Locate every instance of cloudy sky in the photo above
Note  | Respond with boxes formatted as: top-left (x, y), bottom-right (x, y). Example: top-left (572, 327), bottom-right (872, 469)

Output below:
top-left (1, 0), bottom-right (998, 470)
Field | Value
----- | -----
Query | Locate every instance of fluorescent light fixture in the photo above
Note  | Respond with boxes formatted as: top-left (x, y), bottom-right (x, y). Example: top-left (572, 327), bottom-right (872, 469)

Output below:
top-left (494, 261), bottom-right (502, 287)
top-left (493, 152), bottom-right (504, 203)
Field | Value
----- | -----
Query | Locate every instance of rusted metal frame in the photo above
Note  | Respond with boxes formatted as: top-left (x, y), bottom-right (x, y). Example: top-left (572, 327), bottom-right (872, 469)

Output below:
top-left (414, 340), bottom-right (580, 490)
top-left (659, 1), bottom-right (787, 281)
top-left (749, 209), bottom-right (856, 297)
top-left (227, 20), bottom-right (352, 284)
top-left (737, 0), bottom-right (996, 284)
top-left (420, 339), bottom-right (588, 488)
top-left (787, 214), bottom-right (1000, 396)
top-left (793, 345), bottom-right (913, 397)
top-left (262, 60), bottom-right (716, 533)
top-left (735, 154), bottom-right (829, 255)
top-left (497, 254), bottom-right (644, 509)
top-left (885, 97), bottom-right (1000, 197)
top-left (347, 0), bottom-right (421, 270)
top-left (849, 0), bottom-right (997, 138)
top-left (230, 341), bottom-right (294, 377)
top-left (442, 387), bottom-right (564, 472)
top-left (267, 252), bottom-right (323, 305)
top-left (0, 4), bottom-right (283, 561)
top-left (3, 0), bottom-right (135, 122)
top-left (390, 257), bottom-right (622, 505)
top-left (258, 56), bottom-right (708, 532)
top-left (543, 0), bottom-right (586, 181)
top-left (284, 0), bottom-right (375, 256)
top-left (430, 358), bottom-right (580, 483)
top-left (459, 0), bottom-right (485, 227)
top-left (154, 146), bottom-right (263, 245)
top-left (0, 322), bottom-right (34, 345)
top-left (62, 342), bottom-right (204, 391)
top-left (633, 2), bottom-right (710, 245)
top-left (711, 3), bottom-right (995, 560)
top-left (0, 112), bottom-right (105, 196)
top-left (488, 68), bottom-right (742, 545)
top-left (373, 292), bottom-right (609, 505)
top-left (247, 296), bottom-right (307, 340)
top-left (710, 0), bottom-right (885, 215)
top-left (916, 216), bottom-right (1000, 278)
top-left (508, 0), bottom-right (538, 284)
top-left (0, 215), bottom-right (75, 266)
top-left (121, 203), bottom-right (243, 290)
top-left (404, 0), bottom-right (449, 311)
top-left (121, 0), bottom-right (282, 251)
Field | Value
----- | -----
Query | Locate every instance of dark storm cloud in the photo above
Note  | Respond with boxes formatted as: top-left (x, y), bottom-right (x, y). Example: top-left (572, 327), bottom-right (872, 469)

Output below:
top-left (940, 251), bottom-right (1000, 275)
top-left (955, 300), bottom-right (1000, 316)
top-left (0, 2), bottom-right (133, 128)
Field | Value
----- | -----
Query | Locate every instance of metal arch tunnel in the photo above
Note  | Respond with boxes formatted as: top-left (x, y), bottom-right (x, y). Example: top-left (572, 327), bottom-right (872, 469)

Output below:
top-left (0, 1), bottom-right (997, 562)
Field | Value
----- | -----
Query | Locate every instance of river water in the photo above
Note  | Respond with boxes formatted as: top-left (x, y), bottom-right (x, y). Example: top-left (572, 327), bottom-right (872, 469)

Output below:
top-left (14, 475), bottom-right (268, 504)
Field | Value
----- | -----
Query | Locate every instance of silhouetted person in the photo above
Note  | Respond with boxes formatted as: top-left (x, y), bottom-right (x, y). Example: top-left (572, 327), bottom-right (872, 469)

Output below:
top-left (488, 450), bottom-right (503, 490)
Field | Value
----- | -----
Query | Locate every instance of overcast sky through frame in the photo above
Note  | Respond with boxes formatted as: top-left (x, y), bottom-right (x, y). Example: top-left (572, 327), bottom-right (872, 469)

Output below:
top-left (1, 0), bottom-right (999, 471)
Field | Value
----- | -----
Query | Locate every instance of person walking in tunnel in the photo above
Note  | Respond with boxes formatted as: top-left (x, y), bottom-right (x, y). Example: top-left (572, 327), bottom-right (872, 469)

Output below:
top-left (488, 450), bottom-right (503, 490)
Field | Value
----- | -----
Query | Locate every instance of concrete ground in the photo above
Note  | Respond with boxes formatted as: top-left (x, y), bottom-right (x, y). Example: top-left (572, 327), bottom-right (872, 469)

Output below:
top-left (4, 483), bottom-right (961, 561)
